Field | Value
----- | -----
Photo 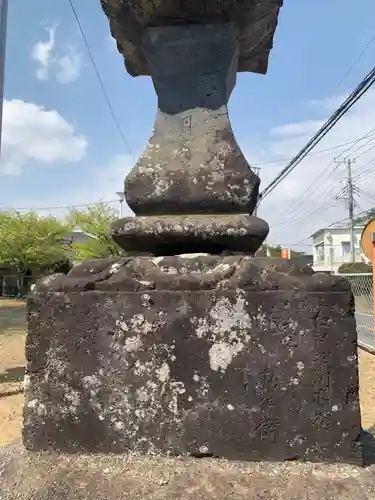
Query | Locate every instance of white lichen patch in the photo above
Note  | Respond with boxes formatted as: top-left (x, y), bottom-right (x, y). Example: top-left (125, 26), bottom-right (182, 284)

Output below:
top-left (137, 280), bottom-right (155, 289)
top-left (157, 362), bottom-right (170, 382)
top-left (296, 361), bottom-right (305, 372)
top-left (63, 390), bottom-right (81, 416)
top-left (258, 344), bottom-right (266, 355)
top-left (40, 274), bottom-right (59, 286)
top-left (116, 313), bottom-right (160, 336)
top-left (209, 341), bottom-right (245, 373)
top-left (211, 263), bottom-right (232, 274)
top-left (289, 361), bottom-right (305, 386)
top-left (196, 376), bottom-right (210, 398)
top-left (124, 336), bottom-right (143, 353)
top-left (141, 294), bottom-right (152, 307)
top-left (109, 262), bottom-right (121, 275)
top-left (178, 253), bottom-right (209, 258)
top-left (289, 377), bottom-right (300, 386)
top-left (192, 294), bottom-right (254, 373)
top-left (27, 398), bottom-right (47, 417)
top-left (23, 374), bottom-right (31, 391)
top-left (199, 445), bottom-right (209, 454)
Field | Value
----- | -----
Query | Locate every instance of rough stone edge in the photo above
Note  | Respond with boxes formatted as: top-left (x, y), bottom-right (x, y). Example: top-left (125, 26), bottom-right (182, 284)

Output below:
top-left (1, 438), bottom-right (375, 500)
top-left (101, 0), bottom-right (283, 77)
top-left (28, 256), bottom-right (351, 295)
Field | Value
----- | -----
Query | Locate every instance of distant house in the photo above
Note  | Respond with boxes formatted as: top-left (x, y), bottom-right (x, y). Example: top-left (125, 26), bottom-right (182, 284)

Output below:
top-left (310, 222), bottom-right (367, 273)
top-left (62, 226), bottom-right (98, 245)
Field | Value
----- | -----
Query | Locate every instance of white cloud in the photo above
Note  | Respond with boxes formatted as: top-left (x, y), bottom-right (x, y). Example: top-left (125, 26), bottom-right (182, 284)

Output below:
top-left (31, 25), bottom-right (83, 84)
top-left (270, 120), bottom-right (324, 138)
top-left (1, 99), bottom-right (88, 175)
top-left (56, 45), bottom-right (83, 84)
top-left (31, 26), bottom-right (56, 81)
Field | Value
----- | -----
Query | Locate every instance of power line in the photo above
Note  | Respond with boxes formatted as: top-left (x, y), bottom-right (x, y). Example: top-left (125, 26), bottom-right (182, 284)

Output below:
top-left (327, 32), bottom-right (375, 99)
top-left (277, 197), bottom-right (340, 228)
top-left (259, 64), bottom-right (375, 201)
top-left (354, 186), bottom-right (375, 204)
top-left (353, 142), bottom-right (375, 160)
top-left (67, 0), bottom-right (135, 160)
top-left (352, 157), bottom-right (375, 184)
top-left (0, 199), bottom-right (118, 212)
top-left (325, 207), bottom-right (374, 228)
top-left (250, 133), bottom-right (375, 167)
top-left (270, 126), bottom-right (375, 223)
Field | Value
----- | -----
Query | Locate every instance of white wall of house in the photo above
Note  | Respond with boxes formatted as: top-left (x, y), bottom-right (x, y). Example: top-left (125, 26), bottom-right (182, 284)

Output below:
top-left (311, 224), bottom-right (366, 273)
top-left (65, 226), bottom-right (97, 244)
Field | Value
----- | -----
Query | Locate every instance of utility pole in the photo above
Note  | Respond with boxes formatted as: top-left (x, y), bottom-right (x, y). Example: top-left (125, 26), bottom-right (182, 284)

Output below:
top-left (0, 0), bottom-right (8, 158)
top-left (116, 191), bottom-right (125, 217)
top-left (335, 157), bottom-right (356, 263)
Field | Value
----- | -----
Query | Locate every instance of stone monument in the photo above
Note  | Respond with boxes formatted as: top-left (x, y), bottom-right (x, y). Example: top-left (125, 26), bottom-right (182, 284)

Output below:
top-left (21, 0), bottom-right (362, 466)
top-left (3, 2), bottom-right (375, 499)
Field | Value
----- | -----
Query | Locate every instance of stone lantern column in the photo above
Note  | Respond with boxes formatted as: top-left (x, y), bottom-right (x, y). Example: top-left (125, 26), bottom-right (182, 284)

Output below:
top-left (112, 22), bottom-right (268, 256)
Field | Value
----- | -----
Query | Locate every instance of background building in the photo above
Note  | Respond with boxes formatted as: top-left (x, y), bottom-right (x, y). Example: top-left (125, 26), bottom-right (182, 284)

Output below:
top-left (311, 222), bottom-right (367, 273)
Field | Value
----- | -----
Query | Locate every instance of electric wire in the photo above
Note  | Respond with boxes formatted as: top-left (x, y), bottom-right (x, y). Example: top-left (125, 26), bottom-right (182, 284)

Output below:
top-left (67, 0), bottom-right (135, 160)
top-left (270, 126), bottom-right (375, 224)
top-left (260, 64), bottom-right (375, 201)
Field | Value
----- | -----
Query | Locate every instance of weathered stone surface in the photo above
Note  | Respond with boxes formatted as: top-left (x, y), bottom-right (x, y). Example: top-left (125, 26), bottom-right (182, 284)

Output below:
top-left (101, 0), bottom-right (283, 77)
top-left (111, 214), bottom-right (269, 254)
top-left (123, 23), bottom-right (260, 218)
top-left (1, 442), bottom-right (375, 500)
top-left (23, 257), bottom-right (362, 464)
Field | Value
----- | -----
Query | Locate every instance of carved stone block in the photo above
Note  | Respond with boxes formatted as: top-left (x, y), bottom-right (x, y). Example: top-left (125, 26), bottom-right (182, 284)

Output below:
top-left (23, 257), bottom-right (362, 464)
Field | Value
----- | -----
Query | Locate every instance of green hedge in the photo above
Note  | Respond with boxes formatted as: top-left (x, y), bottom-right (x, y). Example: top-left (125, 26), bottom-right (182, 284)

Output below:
top-left (337, 262), bottom-right (372, 274)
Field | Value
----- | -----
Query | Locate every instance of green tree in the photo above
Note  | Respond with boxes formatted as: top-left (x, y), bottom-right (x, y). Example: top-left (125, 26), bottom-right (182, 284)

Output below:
top-left (67, 203), bottom-right (123, 261)
top-left (0, 210), bottom-right (69, 275)
top-left (256, 244), bottom-right (306, 258)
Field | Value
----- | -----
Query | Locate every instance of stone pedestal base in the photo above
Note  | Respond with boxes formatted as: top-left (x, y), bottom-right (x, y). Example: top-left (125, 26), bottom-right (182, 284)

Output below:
top-left (23, 257), bottom-right (362, 464)
top-left (1, 443), bottom-right (375, 500)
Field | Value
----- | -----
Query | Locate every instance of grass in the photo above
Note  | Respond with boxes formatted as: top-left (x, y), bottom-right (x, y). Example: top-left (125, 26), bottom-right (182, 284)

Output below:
top-left (0, 301), bottom-right (375, 447)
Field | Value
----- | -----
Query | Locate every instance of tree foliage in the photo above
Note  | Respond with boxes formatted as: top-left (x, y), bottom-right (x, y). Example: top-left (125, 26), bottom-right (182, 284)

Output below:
top-left (337, 262), bottom-right (372, 274)
top-left (0, 211), bottom-right (69, 274)
top-left (0, 203), bottom-right (125, 276)
top-left (67, 203), bottom-right (123, 261)
top-left (354, 207), bottom-right (375, 225)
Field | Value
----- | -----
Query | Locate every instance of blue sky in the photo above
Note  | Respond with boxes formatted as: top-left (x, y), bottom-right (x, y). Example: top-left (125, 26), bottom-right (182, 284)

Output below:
top-left (2, 0), bottom-right (375, 246)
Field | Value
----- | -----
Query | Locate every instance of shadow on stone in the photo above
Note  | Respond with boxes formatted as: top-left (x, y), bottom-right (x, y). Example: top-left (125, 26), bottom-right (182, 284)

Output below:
top-left (0, 366), bottom-right (25, 385)
top-left (361, 429), bottom-right (375, 466)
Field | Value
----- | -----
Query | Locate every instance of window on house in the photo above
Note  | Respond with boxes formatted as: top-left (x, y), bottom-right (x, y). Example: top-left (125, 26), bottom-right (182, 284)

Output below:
top-left (316, 244), bottom-right (325, 261)
top-left (341, 242), bottom-right (350, 256)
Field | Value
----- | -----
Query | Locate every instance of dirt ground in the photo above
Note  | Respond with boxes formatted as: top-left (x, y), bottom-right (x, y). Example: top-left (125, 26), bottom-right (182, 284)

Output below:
top-left (1, 300), bottom-right (375, 446)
